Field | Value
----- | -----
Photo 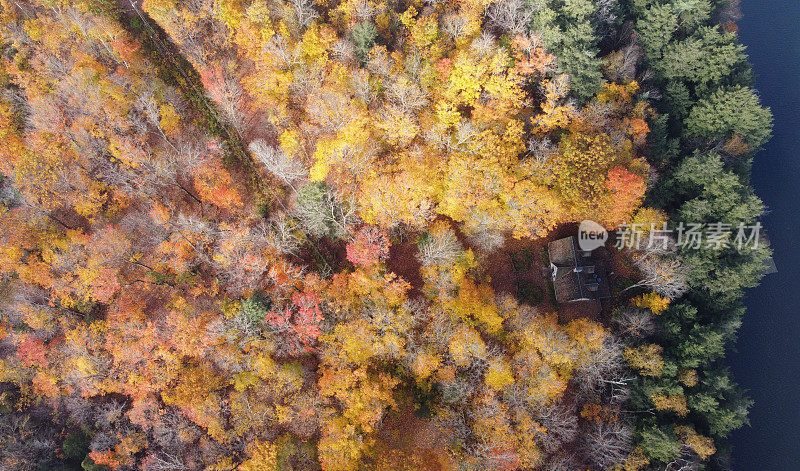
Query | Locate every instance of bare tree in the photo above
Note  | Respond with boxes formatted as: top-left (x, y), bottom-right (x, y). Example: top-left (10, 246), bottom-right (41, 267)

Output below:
top-left (333, 38), bottom-right (357, 65)
top-left (204, 67), bottom-right (245, 133)
top-left (715, 0), bottom-right (743, 25)
top-left (625, 252), bottom-right (690, 299)
top-left (353, 0), bottom-right (376, 21)
top-left (143, 451), bottom-right (189, 471)
top-left (441, 13), bottom-right (469, 41)
top-left (594, 0), bottom-right (618, 26)
top-left (545, 454), bottom-right (580, 471)
top-left (528, 137), bottom-right (557, 164)
top-left (423, 311), bottom-right (457, 348)
top-left (535, 404), bottom-right (578, 453)
top-left (485, 0), bottom-right (535, 36)
top-left (174, 213), bottom-right (214, 258)
top-left (261, 215), bottom-right (302, 256)
top-left (63, 394), bottom-right (94, 424)
top-left (0, 411), bottom-right (59, 469)
top-left (290, 0), bottom-right (319, 28)
top-left (417, 225), bottom-right (462, 267)
top-left (135, 90), bottom-right (179, 153)
top-left (265, 34), bottom-right (303, 70)
top-left (90, 430), bottom-right (120, 453)
top-left (424, 120), bottom-right (481, 155)
top-left (95, 399), bottom-right (126, 427)
top-left (666, 451), bottom-right (701, 471)
top-left (305, 90), bottom-right (351, 134)
top-left (293, 183), bottom-right (357, 240)
top-left (366, 46), bottom-right (393, 77)
top-left (607, 43), bottom-right (644, 82)
top-left (386, 76), bottom-right (428, 112)
top-left (249, 139), bottom-right (307, 187)
top-left (450, 120), bottom-right (482, 155)
top-left (470, 32), bottom-right (497, 57)
top-left (462, 213), bottom-right (506, 253)
top-left (176, 140), bottom-right (210, 172)
top-left (575, 337), bottom-right (627, 396)
top-left (613, 308), bottom-right (656, 338)
top-left (150, 407), bottom-right (197, 451)
top-left (584, 421), bottom-right (633, 469)
top-left (544, 74), bottom-right (571, 101)
top-left (349, 69), bottom-right (375, 104)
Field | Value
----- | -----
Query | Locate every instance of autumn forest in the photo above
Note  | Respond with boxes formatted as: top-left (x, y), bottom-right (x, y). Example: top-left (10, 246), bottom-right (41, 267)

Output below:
top-left (0, 0), bottom-right (773, 470)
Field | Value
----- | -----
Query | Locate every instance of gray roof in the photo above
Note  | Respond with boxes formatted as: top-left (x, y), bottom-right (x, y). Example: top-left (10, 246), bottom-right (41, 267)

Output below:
top-left (548, 236), bottom-right (579, 267)
top-left (548, 236), bottom-right (609, 303)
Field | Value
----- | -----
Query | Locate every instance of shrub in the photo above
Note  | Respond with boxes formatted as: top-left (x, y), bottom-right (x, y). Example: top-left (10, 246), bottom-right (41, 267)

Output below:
top-left (516, 280), bottom-right (543, 305)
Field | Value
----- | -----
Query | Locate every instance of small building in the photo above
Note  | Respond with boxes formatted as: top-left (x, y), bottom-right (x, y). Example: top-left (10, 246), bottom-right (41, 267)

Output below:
top-left (547, 236), bottom-right (610, 304)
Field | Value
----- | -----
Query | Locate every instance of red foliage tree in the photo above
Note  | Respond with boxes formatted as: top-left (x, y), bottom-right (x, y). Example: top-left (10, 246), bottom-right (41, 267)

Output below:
top-left (346, 226), bottom-right (390, 268)
top-left (265, 291), bottom-right (324, 352)
top-left (604, 167), bottom-right (646, 228)
top-left (512, 34), bottom-right (554, 76)
top-left (17, 335), bottom-right (48, 367)
top-left (192, 157), bottom-right (243, 210)
top-left (291, 291), bottom-right (324, 347)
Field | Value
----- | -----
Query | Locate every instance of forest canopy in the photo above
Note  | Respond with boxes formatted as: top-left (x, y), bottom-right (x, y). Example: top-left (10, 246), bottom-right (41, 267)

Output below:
top-left (0, 0), bottom-right (771, 470)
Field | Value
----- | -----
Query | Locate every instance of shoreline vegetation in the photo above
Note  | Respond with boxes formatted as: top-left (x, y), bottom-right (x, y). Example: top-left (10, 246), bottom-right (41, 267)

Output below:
top-left (0, 0), bottom-right (771, 470)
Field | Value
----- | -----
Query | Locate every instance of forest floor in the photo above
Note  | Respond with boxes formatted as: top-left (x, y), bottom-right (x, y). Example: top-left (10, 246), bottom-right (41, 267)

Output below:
top-left (483, 223), bottom-right (607, 324)
top-left (382, 220), bottom-right (610, 325)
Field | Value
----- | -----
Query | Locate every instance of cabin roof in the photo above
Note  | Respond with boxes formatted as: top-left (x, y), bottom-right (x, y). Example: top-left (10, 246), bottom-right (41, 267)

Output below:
top-left (548, 236), bottom-right (579, 267)
top-left (548, 236), bottom-right (610, 303)
top-left (553, 269), bottom-right (586, 303)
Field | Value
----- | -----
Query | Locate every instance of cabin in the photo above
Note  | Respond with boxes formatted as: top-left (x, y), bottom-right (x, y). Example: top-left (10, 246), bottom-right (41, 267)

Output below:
top-left (547, 236), bottom-right (610, 304)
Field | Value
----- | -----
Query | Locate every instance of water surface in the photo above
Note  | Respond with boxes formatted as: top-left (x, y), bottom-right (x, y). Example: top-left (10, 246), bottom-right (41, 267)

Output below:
top-left (728, 1), bottom-right (800, 469)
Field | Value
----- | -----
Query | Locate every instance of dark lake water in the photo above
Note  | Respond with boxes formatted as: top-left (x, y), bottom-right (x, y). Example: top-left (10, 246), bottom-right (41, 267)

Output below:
top-left (728, 1), bottom-right (800, 469)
